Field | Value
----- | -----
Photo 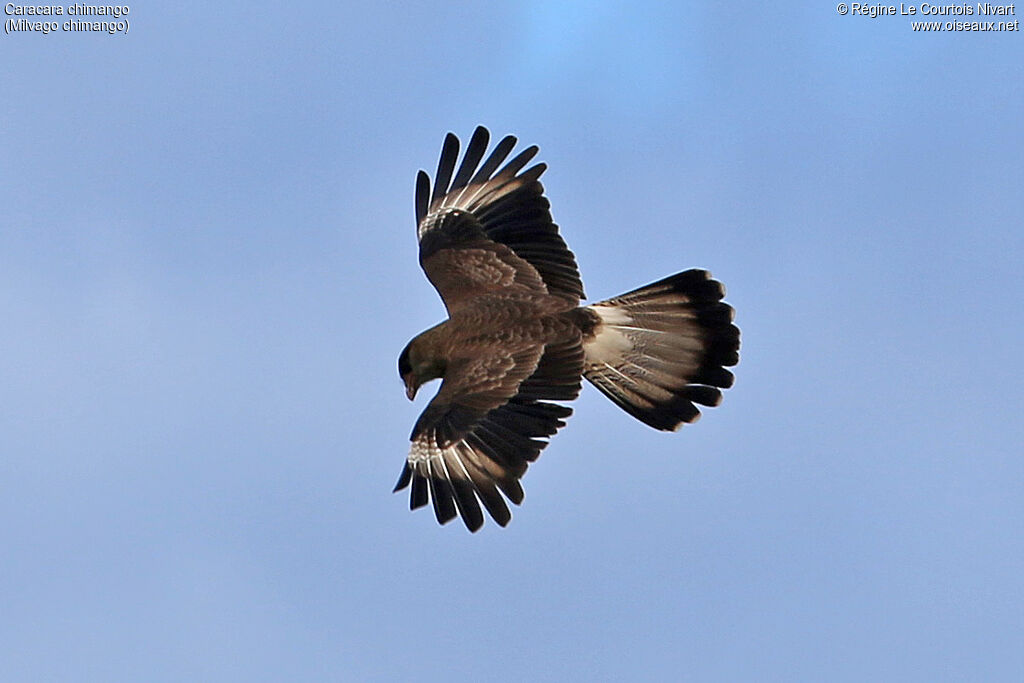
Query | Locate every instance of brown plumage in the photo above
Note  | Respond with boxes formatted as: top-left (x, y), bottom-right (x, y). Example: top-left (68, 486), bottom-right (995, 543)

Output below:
top-left (396, 127), bottom-right (740, 532)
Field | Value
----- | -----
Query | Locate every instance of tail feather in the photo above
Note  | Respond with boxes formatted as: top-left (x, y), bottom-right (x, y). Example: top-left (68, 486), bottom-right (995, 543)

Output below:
top-left (581, 269), bottom-right (739, 431)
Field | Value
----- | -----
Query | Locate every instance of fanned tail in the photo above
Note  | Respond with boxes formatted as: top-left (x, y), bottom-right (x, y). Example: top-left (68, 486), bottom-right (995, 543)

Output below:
top-left (581, 269), bottom-right (739, 431)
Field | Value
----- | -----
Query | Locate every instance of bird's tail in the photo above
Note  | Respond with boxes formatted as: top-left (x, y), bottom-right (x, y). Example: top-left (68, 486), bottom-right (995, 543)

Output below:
top-left (580, 269), bottom-right (740, 431)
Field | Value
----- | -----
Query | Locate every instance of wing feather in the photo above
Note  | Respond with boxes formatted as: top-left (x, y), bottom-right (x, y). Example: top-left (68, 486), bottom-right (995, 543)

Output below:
top-left (458, 448), bottom-right (512, 527)
top-left (416, 127), bottom-right (585, 309)
top-left (396, 334), bottom-right (584, 532)
top-left (415, 171), bottom-right (430, 225)
top-left (410, 470), bottom-right (428, 510)
top-left (431, 133), bottom-right (459, 204)
top-left (443, 449), bottom-right (485, 531)
top-left (470, 134), bottom-right (518, 185)
top-left (493, 145), bottom-right (540, 181)
top-left (449, 126), bottom-right (489, 195)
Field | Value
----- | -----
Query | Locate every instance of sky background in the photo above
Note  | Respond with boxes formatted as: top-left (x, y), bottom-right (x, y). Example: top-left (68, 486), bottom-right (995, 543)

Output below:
top-left (2, 2), bottom-right (1022, 681)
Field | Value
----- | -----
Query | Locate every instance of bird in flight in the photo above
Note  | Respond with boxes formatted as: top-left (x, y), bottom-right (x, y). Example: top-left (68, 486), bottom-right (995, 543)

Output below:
top-left (395, 127), bottom-right (740, 532)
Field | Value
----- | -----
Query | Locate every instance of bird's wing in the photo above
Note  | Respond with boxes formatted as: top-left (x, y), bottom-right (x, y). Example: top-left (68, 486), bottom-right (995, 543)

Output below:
top-left (395, 336), bottom-right (584, 532)
top-left (416, 126), bottom-right (585, 313)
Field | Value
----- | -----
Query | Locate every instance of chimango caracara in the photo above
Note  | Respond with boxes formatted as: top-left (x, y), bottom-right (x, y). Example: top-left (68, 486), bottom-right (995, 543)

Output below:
top-left (395, 127), bottom-right (740, 532)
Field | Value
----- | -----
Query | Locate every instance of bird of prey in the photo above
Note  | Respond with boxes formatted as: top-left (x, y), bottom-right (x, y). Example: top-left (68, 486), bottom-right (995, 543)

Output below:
top-left (395, 127), bottom-right (740, 532)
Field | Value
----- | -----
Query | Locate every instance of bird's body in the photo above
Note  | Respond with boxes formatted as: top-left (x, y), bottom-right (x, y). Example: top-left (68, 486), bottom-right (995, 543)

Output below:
top-left (411, 297), bottom-right (580, 372)
top-left (396, 127), bottom-right (740, 531)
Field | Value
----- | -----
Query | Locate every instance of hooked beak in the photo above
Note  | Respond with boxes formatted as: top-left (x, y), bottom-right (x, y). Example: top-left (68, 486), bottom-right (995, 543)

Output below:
top-left (403, 374), bottom-right (418, 401)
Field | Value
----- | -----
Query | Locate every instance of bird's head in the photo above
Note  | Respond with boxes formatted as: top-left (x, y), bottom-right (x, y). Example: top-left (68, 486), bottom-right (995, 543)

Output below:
top-left (398, 336), bottom-right (446, 401)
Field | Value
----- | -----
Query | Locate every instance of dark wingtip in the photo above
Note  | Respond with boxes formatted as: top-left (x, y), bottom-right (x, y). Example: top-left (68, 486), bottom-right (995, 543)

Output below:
top-left (450, 127), bottom-right (492, 193)
top-left (415, 170), bottom-right (431, 224)
top-left (393, 463), bottom-right (412, 492)
top-left (496, 145), bottom-right (540, 179)
top-left (431, 133), bottom-right (461, 203)
top-left (521, 162), bottom-right (547, 183)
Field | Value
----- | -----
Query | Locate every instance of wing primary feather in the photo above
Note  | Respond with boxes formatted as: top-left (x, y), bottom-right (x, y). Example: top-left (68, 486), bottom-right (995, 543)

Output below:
top-left (516, 162), bottom-right (547, 185)
top-left (431, 133), bottom-right (459, 203)
top-left (415, 170), bottom-right (430, 225)
top-left (474, 420), bottom-right (540, 466)
top-left (393, 463), bottom-right (412, 492)
top-left (427, 458), bottom-right (457, 524)
top-left (443, 450), bottom-right (485, 532)
top-left (497, 477), bottom-right (524, 506)
top-left (449, 126), bottom-right (489, 194)
top-left (464, 431), bottom-right (527, 480)
top-left (457, 442), bottom-right (512, 527)
top-left (410, 473), bottom-right (429, 510)
top-left (495, 145), bottom-right (539, 180)
top-left (471, 135), bottom-right (518, 184)
top-left (458, 176), bottom-right (523, 215)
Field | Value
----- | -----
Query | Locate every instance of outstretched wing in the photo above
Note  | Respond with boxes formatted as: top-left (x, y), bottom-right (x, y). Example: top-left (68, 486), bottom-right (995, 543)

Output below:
top-left (416, 126), bottom-right (585, 313)
top-left (395, 336), bottom-right (584, 532)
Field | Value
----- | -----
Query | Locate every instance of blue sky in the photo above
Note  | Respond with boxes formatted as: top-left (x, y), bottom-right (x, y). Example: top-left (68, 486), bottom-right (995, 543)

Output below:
top-left (2, 2), bottom-right (1022, 681)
